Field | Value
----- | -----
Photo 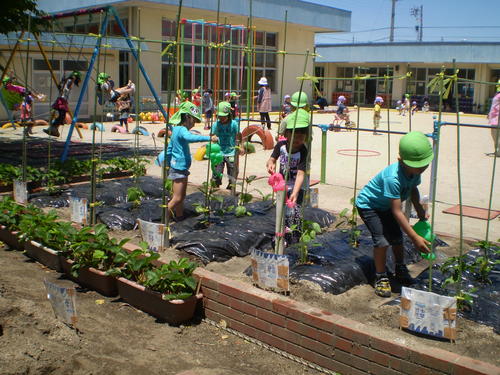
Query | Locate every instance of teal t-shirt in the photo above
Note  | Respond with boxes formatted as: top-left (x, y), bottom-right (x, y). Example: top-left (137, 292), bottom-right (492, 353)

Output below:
top-left (355, 162), bottom-right (421, 211)
top-left (211, 119), bottom-right (239, 156)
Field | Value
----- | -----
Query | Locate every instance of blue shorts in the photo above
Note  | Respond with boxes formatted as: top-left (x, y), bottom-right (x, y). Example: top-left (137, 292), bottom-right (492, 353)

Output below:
top-left (168, 168), bottom-right (190, 180)
top-left (357, 207), bottom-right (403, 248)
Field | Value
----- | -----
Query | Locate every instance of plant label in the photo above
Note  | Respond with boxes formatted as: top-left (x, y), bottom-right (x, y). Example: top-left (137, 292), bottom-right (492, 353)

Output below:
top-left (400, 287), bottom-right (457, 341)
top-left (137, 218), bottom-right (166, 252)
top-left (251, 249), bottom-right (289, 292)
top-left (44, 279), bottom-right (78, 327)
top-left (13, 179), bottom-right (28, 204)
top-left (310, 188), bottom-right (319, 208)
top-left (70, 196), bottom-right (88, 225)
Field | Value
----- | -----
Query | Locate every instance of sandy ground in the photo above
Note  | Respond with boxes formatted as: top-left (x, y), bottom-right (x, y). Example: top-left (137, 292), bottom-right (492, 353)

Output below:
top-left (0, 247), bottom-right (324, 375)
top-left (7, 108), bottom-right (497, 240)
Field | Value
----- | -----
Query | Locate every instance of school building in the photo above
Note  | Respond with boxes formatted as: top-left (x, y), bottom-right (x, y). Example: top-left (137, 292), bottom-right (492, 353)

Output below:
top-left (0, 0), bottom-right (351, 121)
top-left (314, 41), bottom-right (500, 113)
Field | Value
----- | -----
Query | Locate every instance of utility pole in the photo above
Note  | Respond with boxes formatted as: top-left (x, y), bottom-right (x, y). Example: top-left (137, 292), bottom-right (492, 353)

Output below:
top-left (411, 5), bottom-right (424, 42)
top-left (419, 5), bottom-right (423, 41)
top-left (389, 0), bottom-right (397, 42)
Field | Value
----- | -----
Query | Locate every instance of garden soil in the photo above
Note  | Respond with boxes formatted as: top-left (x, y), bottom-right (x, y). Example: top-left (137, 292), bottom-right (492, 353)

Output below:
top-left (0, 248), bottom-right (324, 375)
top-left (205, 241), bottom-right (500, 367)
top-left (33, 198), bottom-right (500, 368)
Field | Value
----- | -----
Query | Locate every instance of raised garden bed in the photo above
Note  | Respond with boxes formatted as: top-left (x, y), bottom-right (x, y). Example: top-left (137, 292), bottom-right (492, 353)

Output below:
top-left (60, 256), bottom-right (118, 297)
top-left (117, 277), bottom-right (202, 325)
top-left (24, 240), bottom-right (62, 272)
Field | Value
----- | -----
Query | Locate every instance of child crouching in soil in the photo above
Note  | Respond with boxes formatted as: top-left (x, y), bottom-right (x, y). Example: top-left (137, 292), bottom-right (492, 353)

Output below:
top-left (355, 131), bottom-right (432, 297)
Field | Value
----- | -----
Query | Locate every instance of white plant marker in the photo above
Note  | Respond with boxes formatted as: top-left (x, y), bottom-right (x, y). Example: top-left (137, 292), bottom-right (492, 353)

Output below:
top-left (44, 279), bottom-right (78, 328)
top-left (13, 179), bottom-right (28, 204)
top-left (70, 196), bottom-right (88, 225)
top-left (400, 287), bottom-right (457, 341)
top-left (137, 218), bottom-right (166, 252)
top-left (251, 249), bottom-right (289, 293)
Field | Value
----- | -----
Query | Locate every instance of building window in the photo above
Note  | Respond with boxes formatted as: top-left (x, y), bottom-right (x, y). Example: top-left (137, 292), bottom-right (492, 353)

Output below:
top-left (161, 18), bottom-right (277, 96)
top-left (119, 51), bottom-right (130, 87)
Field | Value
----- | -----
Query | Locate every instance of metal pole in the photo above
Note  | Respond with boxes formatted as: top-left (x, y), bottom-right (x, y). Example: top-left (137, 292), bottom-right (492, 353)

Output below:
top-left (61, 12), bottom-right (109, 161)
top-left (110, 7), bottom-right (170, 121)
top-left (389, 0), bottom-right (397, 42)
top-left (320, 129), bottom-right (327, 183)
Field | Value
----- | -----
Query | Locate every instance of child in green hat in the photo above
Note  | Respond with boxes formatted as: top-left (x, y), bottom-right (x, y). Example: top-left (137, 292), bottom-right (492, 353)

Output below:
top-left (161, 101), bottom-right (218, 221)
top-left (267, 108), bottom-right (310, 245)
top-left (355, 131), bottom-right (433, 297)
top-left (211, 101), bottom-right (243, 189)
top-left (277, 91), bottom-right (309, 138)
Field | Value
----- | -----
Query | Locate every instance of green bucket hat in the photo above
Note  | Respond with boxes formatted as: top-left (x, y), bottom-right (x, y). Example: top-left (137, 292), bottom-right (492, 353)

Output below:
top-left (290, 91), bottom-right (308, 108)
top-left (71, 71), bottom-right (82, 79)
top-left (97, 72), bottom-right (109, 85)
top-left (169, 101), bottom-right (202, 125)
top-left (217, 101), bottom-right (232, 117)
top-left (399, 131), bottom-right (434, 168)
top-left (496, 79), bottom-right (500, 92)
top-left (285, 108), bottom-right (310, 129)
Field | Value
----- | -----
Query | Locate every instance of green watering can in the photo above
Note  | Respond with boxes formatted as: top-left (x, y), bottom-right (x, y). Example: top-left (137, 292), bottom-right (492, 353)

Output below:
top-left (412, 220), bottom-right (436, 261)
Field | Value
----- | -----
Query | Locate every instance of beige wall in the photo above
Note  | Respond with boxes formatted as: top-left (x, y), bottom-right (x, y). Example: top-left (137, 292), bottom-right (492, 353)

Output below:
top-left (319, 62), bottom-right (497, 112)
top-left (130, 4), bottom-right (316, 109)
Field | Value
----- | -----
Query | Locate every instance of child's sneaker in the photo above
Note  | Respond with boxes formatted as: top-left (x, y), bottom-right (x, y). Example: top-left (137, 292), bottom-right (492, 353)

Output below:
top-left (394, 264), bottom-right (415, 286)
top-left (374, 277), bottom-right (391, 297)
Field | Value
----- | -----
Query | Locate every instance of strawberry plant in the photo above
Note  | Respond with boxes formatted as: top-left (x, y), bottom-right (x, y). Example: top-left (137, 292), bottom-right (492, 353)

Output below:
top-left (0, 197), bottom-right (41, 231)
top-left (112, 242), bottom-right (160, 284)
top-left (67, 224), bottom-right (130, 277)
top-left (18, 210), bottom-right (78, 251)
top-left (143, 258), bottom-right (197, 300)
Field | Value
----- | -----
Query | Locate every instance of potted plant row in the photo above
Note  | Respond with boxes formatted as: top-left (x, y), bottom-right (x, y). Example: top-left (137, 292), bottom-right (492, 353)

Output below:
top-left (114, 247), bottom-right (201, 325)
top-left (0, 197), bottom-right (43, 249)
top-left (0, 197), bottom-right (201, 325)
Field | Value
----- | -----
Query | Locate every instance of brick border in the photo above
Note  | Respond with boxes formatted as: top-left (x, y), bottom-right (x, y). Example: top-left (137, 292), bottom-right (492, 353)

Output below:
top-left (194, 268), bottom-right (500, 375)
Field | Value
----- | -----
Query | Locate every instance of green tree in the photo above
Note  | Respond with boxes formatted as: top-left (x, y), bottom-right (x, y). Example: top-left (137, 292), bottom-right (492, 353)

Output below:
top-left (1, 0), bottom-right (49, 35)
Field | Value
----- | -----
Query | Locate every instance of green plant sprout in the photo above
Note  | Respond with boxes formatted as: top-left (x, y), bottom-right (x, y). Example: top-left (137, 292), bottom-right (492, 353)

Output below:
top-left (293, 220), bottom-right (322, 264)
top-left (127, 186), bottom-right (146, 207)
top-left (336, 199), bottom-right (361, 247)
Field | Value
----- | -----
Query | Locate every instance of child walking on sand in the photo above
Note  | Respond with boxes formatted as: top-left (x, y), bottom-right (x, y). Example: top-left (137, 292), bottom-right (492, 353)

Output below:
top-left (267, 108), bottom-right (310, 246)
top-left (117, 94), bottom-right (131, 132)
top-left (356, 131), bottom-right (433, 297)
top-left (373, 96), bottom-right (383, 135)
top-left (159, 101), bottom-right (218, 221)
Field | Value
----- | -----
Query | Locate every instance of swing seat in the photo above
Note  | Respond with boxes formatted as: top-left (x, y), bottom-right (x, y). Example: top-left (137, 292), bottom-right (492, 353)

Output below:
top-left (90, 122), bottom-right (105, 131)
top-left (241, 125), bottom-right (274, 150)
top-left (132, 126), bottom-right (149, 136)
top-left (111, 125), bottom-right (127, 133)
top-left (1, 121), bottom-right (20, 129)
top-left (193, 145), bottom-right (206, 161)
